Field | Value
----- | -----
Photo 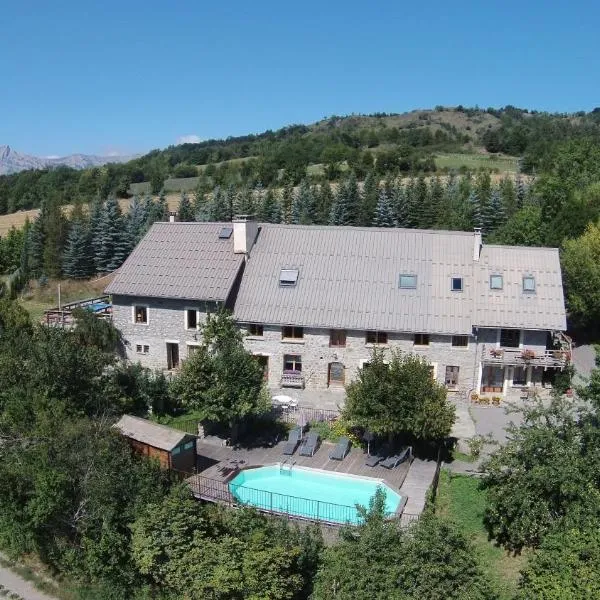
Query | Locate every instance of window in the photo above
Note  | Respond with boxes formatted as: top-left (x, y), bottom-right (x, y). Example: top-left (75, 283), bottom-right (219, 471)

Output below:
top-left (134, 306), bottom-right (148, 324)
top-left (445, 366), bottom-right (460, 387)
top-left (452, 335), bottom-right (468, 347)
top-left (282, 326), bottom-right (303, 340)
top-left (218, 226), bottom-right (233, 239)
top-left (248, 323), bottom-right (264, 336)
top-left (451, 277), bottom-right (463, 292)
top-left (330, 329), bottom-right (347, 347)
top-left (280, 269), bottom-right (299, 287)
top-left (490, 274), bottom-right (503, 290)
top-left (399, 274), bottom-right (417, 289)
top-left (283, 354), bottom-right (302, 372)
top-left (366, 331), bottom-right (388, 345)
top-left (523, 276), bottom-right (536, 293)
top-left (188, 344), bottom-right (199, 358)
top-left (171, 446), bottom-right (181, 456)
top-left (512, 366), bottom-right (527, 386)
top-left (135, 344), bottom-right (149, 354)
top-left (414, 333), bottom-right (430, 346)
top-left (186, 309), bottom-right (198, 330)
top-left (500, 329), bottom-right (520, 348)
top-left (183, 441), bottom-right (195, 450)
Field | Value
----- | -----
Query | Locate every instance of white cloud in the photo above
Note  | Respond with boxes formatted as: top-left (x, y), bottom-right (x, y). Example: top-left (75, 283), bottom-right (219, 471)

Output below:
top-left (44, 155), bottom-right (60, 159)
top-left (176, 134), bottom-right (202, 145)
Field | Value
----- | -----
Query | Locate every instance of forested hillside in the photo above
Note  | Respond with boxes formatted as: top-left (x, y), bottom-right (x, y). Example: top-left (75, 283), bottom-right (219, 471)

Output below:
top-left (3, 105), bottom-right (600, 330)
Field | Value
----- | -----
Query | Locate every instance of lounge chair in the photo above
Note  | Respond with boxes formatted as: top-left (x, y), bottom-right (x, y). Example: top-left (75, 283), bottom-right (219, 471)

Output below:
top-left (282, 427), bottom-right (302, 455)
top-left (380, 447), bottom-right (412, 469)
top-left (329, 436), bottom-right (351, 461)
top-left (299, 431), bottom-right (320, 457)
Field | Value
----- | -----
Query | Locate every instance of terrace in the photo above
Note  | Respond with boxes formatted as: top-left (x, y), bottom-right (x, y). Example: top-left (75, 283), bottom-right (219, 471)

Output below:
top-left (185, 431), bottom-right (438, 527)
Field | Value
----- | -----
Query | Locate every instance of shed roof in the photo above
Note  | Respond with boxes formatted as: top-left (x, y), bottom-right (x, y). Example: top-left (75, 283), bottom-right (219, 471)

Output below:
top-left (234, 225), bottom-right (477, 334)
top-left (113, 414), bottom-right (195, 452)
top-left (105, 222), bottom-right (244, 301)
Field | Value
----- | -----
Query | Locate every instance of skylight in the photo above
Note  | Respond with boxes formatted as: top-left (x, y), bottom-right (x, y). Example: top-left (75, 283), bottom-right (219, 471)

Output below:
top-left (451, 277), bottom-right (463, 292)
top-left (280, 269), bottom-right (299, 287)
top-left (523, 276), bottom-right (536, 293)
top-left (399, 274), bottom-right (417, 289)
top-left (490, 274), bottom-right (503, 290)
top-left (218, 226), bottom-right (233, 239)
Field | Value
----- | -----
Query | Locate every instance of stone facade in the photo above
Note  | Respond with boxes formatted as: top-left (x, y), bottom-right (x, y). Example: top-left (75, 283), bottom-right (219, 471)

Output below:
top-left (112, 292), bottom-right (563, 402)
top-left (112, 294), bottom-right (219, 369)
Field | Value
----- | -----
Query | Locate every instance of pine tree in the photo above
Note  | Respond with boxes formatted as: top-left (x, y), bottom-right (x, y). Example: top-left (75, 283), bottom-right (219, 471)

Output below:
top-left (498, 177), bottom-right (517, 217)
top-left (155, 190), bottom-right (168, 222)
top-left (360, 171), bottom-right (379, 226)
top-left (291, 179), bottom-right (315, 225)
top-left (468, 190), bottom-right (483, 229)
top-left (316, 183), bottom-right (334, 224)
top-left (488, 189), bottom-right (506, 232)
top-left (428, 177), bottom-right (444, 228)
top-left (515, 175), bottom-right (527, 209)
top-left (28, 210), bottom-right (46, 277)
top-left (89, 196), bottom-right (105, 273)
top-left (391, 180), bottom-right (408, 227)
top-left (280, 183), bottom-right (293, 224)
top-left (128, 195), bottom-right (149, 244)
top-left (258, 188), bottom-right (281, 223)
top-left (63, 217), bottom-right (93, 279)
top-left (414, 175), bottom-right (432, 228)
top-left (98, 197), bottom-right (130, 273)
top-left (372, 191), bottom-right (395, 227)
top-left (403, 178), bottom-right (418, 228)
top-left (344, 172), bottom-right (361, 225)
top-left (210, 186), bottom-right (229, 221)
top-left (329, 180), bottom-right (352, 226)
top-left (177, 191), bottom-right (195, 222)
top-left (235, 187), bottom-right (255, 215)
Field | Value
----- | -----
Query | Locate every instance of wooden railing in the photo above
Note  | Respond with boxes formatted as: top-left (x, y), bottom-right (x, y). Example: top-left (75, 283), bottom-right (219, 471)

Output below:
top-left (481, 345), bottom-right (569, 368)
top-left (44, 295), bottom-right (112, 327)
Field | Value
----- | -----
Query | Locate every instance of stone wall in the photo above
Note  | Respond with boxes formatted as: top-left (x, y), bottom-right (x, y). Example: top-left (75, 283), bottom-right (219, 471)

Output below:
top-left (244, 325), bottom-right (479, 392)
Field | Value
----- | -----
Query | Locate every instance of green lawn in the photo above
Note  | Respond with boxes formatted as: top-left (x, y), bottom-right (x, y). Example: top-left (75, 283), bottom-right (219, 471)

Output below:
top-left (435, 153), bottom-right (519, 173)
top-left (435, 470), bottom-right (528, 599)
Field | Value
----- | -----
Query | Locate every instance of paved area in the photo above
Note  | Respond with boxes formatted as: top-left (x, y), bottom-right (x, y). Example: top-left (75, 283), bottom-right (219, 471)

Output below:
top-left (470, 404), bottom-right (524, 445)
top-left (269, 387), bottom-right (346, 411)
top-left (399, 458), bottom-right (438, 515)
top-left (572, 343), bottom-right (595, 387)
top-left (0, 556), bottom-right (56, 600)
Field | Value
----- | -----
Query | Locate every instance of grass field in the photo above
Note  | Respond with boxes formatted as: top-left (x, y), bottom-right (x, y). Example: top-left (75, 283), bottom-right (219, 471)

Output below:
top-left (435, 153), bottom-right (519, 173)
top-left (435, 470), bottom-right (527, 599)
top-left (19, 274), bottom-right (114, 322)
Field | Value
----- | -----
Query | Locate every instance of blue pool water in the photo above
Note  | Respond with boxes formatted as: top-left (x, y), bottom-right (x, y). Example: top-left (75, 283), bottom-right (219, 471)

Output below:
top-left (228, 465), bottom-right (402, 524)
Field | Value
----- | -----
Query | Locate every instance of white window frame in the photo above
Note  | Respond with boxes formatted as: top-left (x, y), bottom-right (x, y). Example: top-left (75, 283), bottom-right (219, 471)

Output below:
top-left (280, 269), bottom-right (299, 287)
top-left (186, 341), bottom-right (201, 358)
top-left (132, 304), bottom-right (149, 325)
top-left (184, 308), bottom-right (200, 331)
top-left (444, 365), bottom-right (460, 388)
top-left (522, 276), bottom-right (536, 293)
top-left (135, 343), bottom-right (150, 355)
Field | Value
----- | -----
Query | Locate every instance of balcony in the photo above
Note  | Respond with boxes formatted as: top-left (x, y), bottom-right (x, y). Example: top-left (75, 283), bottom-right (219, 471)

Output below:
top-left (481, 345), bottom-right (570, 369)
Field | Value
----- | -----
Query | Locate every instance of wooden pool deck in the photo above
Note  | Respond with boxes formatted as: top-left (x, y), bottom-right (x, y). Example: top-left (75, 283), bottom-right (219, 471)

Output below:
top-left (193, 438), bottom-right (411, 489)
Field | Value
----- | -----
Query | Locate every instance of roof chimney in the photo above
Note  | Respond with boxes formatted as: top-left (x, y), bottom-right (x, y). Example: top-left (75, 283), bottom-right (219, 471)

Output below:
top-left (473, 228), bottom-right (482, 261)
top-left (232, 215), bottom-right (258, 255)
top-left (169, 211), bottom-right (177, 223)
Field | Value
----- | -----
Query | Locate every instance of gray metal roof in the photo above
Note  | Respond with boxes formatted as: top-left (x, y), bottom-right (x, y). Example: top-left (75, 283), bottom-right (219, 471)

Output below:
top-left (234, 225), bottom-right (478, 334)
top-left (474, 245), bottom-right (566, 330)
top-left (113, 414), bottom-right (194, 451)
top-left (105, 222), bottom-right (244, 301)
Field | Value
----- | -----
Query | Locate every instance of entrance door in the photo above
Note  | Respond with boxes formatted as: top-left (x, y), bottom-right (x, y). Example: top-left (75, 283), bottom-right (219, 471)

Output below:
top-left (166, 343), bottom-right (180, 370)
top-left (328, 362), bottom-right (345, 387)
top-left (255, 355), bottom-right (269, 382)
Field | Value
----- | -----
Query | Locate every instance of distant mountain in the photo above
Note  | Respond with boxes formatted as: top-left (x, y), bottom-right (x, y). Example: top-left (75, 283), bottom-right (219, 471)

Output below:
top-left (0, 145), bottom-right (137, 175)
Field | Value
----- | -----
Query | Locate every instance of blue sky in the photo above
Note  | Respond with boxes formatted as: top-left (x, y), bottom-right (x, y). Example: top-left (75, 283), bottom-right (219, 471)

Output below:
top-left (1, 1), bottom-right (599, 156)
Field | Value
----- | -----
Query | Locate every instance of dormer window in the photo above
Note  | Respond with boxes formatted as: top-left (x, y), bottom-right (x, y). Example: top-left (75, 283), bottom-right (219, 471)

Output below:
top-left (280, 269), bottom-right (299, 287)
top-left (523, 276), bottom-right (536, 293)
top-left (218, 226), bottom-right (233, 239)
top-left (399, 274), bottom-right (417, 289)
top-left (490, 274), bottom-right (503, 290)
top-left (451, 277), bottom-right (463, 292)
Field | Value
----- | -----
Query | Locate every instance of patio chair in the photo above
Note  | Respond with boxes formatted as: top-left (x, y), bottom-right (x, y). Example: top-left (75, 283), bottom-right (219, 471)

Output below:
top-left (365, 445), bottom-right (390, 467)
top-left (282, 427), bottom-right (302, 455)
top-left (329, 436), bottom-right (351, 461)
top-left (380, 446), bottom-right (412, 469)
top-left (299, 431), bottom-right (321, 457)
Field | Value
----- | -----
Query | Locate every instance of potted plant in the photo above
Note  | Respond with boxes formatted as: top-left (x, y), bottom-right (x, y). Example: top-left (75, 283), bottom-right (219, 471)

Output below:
top-left (490, 348), bottom-right (504, 358)
top-left (470, 392), bottom-right (479, 403)
top-left (521, 349), bottom-right (536, 360)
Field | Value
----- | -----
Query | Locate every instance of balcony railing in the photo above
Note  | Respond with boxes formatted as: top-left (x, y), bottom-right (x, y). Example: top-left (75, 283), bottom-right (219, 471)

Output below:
top-left (482, 345), bottom-right (570, 368)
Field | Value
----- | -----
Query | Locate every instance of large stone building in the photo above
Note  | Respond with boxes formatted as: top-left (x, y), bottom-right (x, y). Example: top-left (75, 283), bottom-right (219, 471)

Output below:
top-left (106, 217), bottom-right (569, 400)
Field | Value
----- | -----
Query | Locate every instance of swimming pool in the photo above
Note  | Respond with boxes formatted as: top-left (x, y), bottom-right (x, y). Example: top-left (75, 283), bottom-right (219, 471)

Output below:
top-left (228, 465), bottom-right (402, 524)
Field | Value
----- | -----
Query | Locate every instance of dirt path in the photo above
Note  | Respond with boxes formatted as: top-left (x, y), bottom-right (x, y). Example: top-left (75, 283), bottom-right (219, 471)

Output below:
top-left (0, 557), bottom-right (57, 600)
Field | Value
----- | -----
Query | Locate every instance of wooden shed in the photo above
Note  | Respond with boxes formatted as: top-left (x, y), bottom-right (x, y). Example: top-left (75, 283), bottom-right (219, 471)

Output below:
top-left (114, 415), bottom-right (197, 474)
